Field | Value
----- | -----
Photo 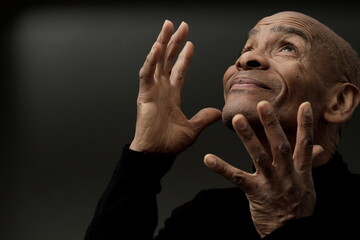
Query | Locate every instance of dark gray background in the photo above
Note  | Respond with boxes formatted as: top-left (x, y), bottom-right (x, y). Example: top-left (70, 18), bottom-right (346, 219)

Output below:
top-left (1, 1), bottom-right (359, 239)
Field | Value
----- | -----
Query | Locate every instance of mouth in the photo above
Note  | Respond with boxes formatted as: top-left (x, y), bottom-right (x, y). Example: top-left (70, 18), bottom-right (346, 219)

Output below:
top-left (229, 77), bottom-right (270, 91)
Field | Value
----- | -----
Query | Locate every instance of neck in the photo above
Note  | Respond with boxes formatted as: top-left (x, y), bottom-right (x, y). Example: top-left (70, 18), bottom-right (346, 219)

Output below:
top-left (312, 121), bottom-right (339, 167)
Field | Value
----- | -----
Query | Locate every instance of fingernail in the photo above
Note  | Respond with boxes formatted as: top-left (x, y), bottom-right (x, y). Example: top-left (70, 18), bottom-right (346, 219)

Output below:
top-left (178, 21), bottom-right (187, 32)
top-left (162, 20), bottom-right (171, 29)
top-left (205, 156), bottom-right (216, 167)
top-left (303, 102), bottom-right (312, 116)
top-left (260, 102), bottom-right (272, 115)
top-left (236, 115), bottom-right (247, 129)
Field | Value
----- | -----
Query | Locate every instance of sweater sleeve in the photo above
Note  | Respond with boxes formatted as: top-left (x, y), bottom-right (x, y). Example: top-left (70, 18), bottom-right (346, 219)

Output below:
top-left (262, 217), bottom-right (317, 240)
top-left (263, 215), bottom-right (353, 240)
top-left (84, 145), bottom-right (176, 240)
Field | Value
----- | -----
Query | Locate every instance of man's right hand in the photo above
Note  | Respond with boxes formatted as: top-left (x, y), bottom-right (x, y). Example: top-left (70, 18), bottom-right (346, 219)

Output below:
top-left (129, 20), bottom-right (221, 154)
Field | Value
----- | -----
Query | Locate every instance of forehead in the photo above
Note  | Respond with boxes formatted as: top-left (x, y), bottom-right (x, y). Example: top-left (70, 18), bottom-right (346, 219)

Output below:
top-left (248, 25), bottom-right (308, 41)
top-left (250, 12), bottom-right (327, 42)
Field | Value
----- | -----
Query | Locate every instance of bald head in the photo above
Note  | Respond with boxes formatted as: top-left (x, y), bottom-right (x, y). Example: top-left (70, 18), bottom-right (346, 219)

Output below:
top-left (222, 10), bottom-right (360, 148)
top-left (258, 11), bottom-right (360, 89)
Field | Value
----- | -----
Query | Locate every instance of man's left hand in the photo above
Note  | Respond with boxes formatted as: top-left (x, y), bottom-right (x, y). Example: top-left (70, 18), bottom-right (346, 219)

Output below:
top-left (204, 101), bottom-right (323, 238)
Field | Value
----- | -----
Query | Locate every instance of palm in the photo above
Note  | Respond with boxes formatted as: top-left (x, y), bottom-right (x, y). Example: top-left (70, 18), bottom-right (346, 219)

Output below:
top-left (130, 20), bottom-right (221, 154)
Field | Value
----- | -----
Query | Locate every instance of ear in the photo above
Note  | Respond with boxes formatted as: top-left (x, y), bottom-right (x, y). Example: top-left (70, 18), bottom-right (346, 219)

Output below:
top-left (324, 83), bottom-right (360, 123)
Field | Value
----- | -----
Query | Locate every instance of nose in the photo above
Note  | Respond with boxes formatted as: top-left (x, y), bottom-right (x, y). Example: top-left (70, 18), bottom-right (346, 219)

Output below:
top-left (235, 50), bottom-right (269, 71)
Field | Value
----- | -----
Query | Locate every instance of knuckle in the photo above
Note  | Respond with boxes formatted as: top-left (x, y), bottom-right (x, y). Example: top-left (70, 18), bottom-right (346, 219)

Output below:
top-left (139, 67), bottom-right (148, 79)
top-left (139, 55), bottom-right (154, 77)
top-left (301, 119), bottom-right (313, 129)
top-left (255, 151), bottom-right (269, 167)
top-left (173, 69), bottom-right (185, 80)
top-left (302, 137), bottom-right (313, 149)
top-left (231, 173), bottom-right (254, 193)
top-left (231, 173), bottom-right (244, 186)
top-left (278, 142), bottom-right (292, 155)
top-left (264, 117), bottom-right (278, 128)
top-left (216, 163), bottom-right (228, 175)
top-left (240, 129), bottom-right (253, 142)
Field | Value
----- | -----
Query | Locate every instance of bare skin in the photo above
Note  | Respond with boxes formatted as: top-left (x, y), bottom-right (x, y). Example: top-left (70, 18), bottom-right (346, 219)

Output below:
top-left (205, 11), bottom-right (359, 237)
top-left (130, 12), bottom-right (360, 238)
top-left (204, 101), bottom-right (323, 237)
top-left (130, 21), bottom-right (221, 154)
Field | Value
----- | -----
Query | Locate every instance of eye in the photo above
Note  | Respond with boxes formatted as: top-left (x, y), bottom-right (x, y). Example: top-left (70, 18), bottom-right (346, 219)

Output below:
top-left (280, 42), bottom-right (297, 53)
top-left (241, 46), bottom-right (253, 55)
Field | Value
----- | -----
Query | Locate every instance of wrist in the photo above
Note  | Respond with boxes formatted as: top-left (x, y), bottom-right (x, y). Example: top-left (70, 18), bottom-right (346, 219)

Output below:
top-left (129, 140), bottom-right (163, 154)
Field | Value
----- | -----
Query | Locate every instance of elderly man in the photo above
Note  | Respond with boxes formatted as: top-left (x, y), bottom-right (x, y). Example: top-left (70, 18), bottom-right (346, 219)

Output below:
top-left (85, 11), bottom-right (360, 239)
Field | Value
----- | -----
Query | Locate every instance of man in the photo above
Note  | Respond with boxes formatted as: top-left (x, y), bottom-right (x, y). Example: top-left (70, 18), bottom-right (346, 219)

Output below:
top-left (85, 11), bottom-right (360, 239)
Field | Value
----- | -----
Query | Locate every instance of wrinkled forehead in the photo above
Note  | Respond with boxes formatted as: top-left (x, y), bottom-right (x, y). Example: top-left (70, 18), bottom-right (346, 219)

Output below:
top-left (252, 11), bottom-right (328, 41)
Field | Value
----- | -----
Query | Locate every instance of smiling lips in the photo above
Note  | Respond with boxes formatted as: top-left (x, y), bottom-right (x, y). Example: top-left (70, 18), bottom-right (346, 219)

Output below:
top-left (229, 77), bottom-right (270, 90)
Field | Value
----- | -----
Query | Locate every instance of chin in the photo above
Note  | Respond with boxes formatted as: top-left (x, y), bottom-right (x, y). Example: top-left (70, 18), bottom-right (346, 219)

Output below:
top-left (221, 102), bottom-right (259, 131)
top-left (222, 112), bottom-right (236, 131)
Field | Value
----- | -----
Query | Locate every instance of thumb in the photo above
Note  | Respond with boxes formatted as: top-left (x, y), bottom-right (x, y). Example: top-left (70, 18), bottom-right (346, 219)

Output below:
top-left (190, 108), bottom-right (222, 133)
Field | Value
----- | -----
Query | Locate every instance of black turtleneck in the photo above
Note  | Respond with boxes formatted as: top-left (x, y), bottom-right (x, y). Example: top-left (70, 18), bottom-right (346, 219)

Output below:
top-left (85, 147), bottom-right (360, 239)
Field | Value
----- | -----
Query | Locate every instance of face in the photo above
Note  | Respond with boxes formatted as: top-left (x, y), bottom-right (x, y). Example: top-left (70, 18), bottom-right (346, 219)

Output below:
top-left (222, 11), bottom-right (332, 132)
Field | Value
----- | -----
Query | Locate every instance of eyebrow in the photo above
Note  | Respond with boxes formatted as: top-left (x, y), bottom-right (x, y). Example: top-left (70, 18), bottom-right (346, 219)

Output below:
top-left (248, 25), bottom-right (308, 40)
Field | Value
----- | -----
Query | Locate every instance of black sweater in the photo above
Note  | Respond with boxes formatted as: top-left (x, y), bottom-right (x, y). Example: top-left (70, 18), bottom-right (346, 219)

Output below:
top-left (85, 146), bottom-right (360, 239)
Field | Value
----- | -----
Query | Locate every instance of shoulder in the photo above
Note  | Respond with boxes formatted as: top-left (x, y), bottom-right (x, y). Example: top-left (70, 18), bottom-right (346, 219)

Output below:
top-left (349, 171), bottom-right (360, 181)
top-left (345, 171), bottom-right (360, 195)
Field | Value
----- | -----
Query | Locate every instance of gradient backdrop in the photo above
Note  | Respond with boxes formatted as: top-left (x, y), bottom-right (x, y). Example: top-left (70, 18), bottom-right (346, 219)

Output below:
top-left (1, 1), bottom-right (359, 239)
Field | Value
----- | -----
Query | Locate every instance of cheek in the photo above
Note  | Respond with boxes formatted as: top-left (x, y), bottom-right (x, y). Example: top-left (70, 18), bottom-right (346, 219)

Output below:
top-left (279, 63), bottom-right (309, 98)
top-left (272, 64), bottom-right (309, 114)
top-left (276, 63), bottom-right (327, 120)
top-left (223, 65), bottom-right (237, 87)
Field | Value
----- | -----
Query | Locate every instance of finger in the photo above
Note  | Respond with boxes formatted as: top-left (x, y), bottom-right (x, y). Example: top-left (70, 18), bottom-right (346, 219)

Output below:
top-left (138, 20), bottom-right (174, 90)
top-left (300, 145), bottom-right (323, 184)
top-left (163, 21), bottom-right (189, 74)
top-left (190, 107), bottom-right (222, 133)
top-left (156, 20), bottom-right (175, 45)
top-left (154, 20), bottom-right (175, 79)
top-left (257, 101), bottom-right (293, 172)
top-left (293, 102), bottom-right (315, 172)
top-left (204, 154), bottom-right (254, 193)
top-left (312, 145), bottom-right (324, 159)
top-left (138, 42), bottom-right (163, 91)
top-left (170, 41), bottom-right (194, 104)
top-left (232, 114), bottom-right (275, 179)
